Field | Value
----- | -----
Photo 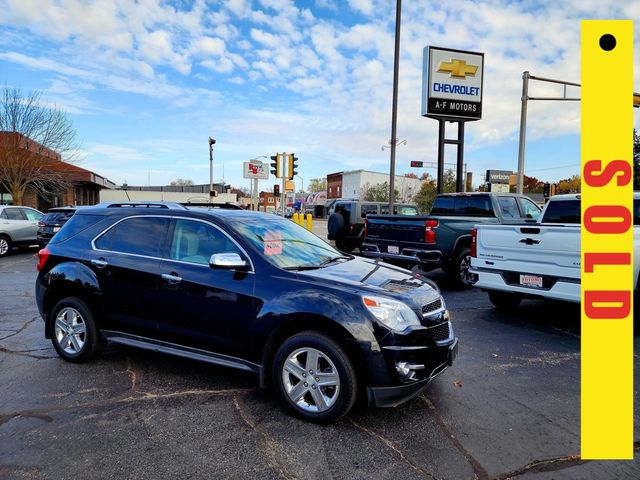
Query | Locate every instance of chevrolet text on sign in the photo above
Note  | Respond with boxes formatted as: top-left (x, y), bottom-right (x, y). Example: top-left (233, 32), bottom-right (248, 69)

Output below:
top-left (422, 46), bottom-right (484, 121)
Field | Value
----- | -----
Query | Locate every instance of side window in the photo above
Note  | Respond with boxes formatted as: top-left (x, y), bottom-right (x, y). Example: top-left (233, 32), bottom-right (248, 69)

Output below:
top-left (519, 197), bottom-right (541, 220)
top-left (497, 197), bottom-right (520, 219)
top-left (4, 208), bottom-right (25, 220)
top-left (0, 210), bottom-right (7, 220)
top-left (21, 208), bottom-right (43, 221)
top-left (542, 200), bottom-right (580, 224)
top-left (169, 219), bottom-right (241, 265)
top-left (361, 204), bottom-right (378, 218)
top-left (634, 199), bottom-right (639, 226)
top-left (96, 217), bottom-right (170, 257)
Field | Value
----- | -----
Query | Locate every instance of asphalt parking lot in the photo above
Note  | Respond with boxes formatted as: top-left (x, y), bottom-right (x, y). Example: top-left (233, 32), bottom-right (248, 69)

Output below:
top-left (1, 248), bottom-right (639, 479)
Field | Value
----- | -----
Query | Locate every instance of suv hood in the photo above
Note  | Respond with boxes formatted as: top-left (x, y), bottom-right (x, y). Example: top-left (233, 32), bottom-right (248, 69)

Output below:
top-left (296, 257), bottom-right (442, 311)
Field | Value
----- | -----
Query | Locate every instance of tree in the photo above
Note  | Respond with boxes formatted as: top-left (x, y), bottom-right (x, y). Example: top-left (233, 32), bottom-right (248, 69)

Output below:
top-left (413, 178), bottom-right (437, 212)
top-left (230, 187), bottom-right (249, 198)
top-left (441, 169), bottom-right (456, 193)
top-left (361, 181), bottom-right (399, 202)
top-left (404, 172), bottom-right (418, 179)
top-left (307, 178), bottom-right (326, 193)
top-left (557, 174), bottom-right (581, 194)
top-left (170, 178), bottom-right (194, 186)
top-left (0, 88), bottom-right (79, 205)
top-left (634, 129), bottom-right (640, 190)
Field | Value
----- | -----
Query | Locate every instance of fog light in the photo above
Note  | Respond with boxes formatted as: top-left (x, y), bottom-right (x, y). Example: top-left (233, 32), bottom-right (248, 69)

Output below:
top-left (395, 361), bottom-right (425, 381)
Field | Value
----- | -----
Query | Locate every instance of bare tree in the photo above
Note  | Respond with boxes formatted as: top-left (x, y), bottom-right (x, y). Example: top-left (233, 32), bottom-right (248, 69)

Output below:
top-left (170, 178), bottom-right (194, 186)
top-left (0, 88), bottom-right (79, 205)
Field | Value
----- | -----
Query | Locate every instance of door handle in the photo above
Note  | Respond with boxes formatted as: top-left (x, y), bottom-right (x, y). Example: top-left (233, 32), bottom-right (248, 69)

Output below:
top-left (161, 273), bottom-right (182, 284)
top-left (91, 259), bottom-right (108, 269)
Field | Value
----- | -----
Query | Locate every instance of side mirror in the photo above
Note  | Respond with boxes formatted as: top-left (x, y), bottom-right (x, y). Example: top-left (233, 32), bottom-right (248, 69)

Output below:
top-left (209, 253), bottom-right (249, 271)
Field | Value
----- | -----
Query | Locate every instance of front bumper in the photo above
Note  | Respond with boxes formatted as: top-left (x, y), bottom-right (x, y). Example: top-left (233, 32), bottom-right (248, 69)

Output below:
top-left (367, 337), bottom-right (458, 407)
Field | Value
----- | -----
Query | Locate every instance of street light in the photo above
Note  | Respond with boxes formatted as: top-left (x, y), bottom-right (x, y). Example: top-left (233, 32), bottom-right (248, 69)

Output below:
top-left (381, 138), bottom-right (407, 151)
top-left (296, 174), bottom-right (304, 192)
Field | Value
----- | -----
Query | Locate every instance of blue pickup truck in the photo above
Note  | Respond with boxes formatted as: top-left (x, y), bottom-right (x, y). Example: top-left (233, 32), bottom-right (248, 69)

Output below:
top-left (361, 193), bottom-right (542, 288)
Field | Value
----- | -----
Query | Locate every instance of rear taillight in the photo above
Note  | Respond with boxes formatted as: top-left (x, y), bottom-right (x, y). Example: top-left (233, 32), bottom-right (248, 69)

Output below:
top-left (470, 228), bottom-right (477, 258)
top-left (424, 219), bottom-right (438, 244)
top-left (364, 218), bottom-right (368, 238)
top-left (37, 248), bottom-right (50, 272)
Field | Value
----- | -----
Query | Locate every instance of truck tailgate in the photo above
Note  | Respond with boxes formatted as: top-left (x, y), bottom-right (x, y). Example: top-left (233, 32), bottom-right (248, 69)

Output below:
top-left (365, 215), bottom-right (429, 243)
top-left (474, 224), bottom-right (580, 277)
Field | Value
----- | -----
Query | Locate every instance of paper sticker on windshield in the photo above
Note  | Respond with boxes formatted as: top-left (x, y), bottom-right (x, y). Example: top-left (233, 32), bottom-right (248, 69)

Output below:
top-left (264, 231), bottom-right (282, 256)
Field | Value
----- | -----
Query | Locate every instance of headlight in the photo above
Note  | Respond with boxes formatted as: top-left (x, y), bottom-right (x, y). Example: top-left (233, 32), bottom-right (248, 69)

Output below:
top-left (362, 295), bottom-right (421, 332)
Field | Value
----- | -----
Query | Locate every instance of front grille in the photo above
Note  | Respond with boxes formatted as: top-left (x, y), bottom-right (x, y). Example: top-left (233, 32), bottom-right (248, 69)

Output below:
top-left (421, 298), bottom-right (443, 315)
top-left (428, 321), bottom-right (451, 342)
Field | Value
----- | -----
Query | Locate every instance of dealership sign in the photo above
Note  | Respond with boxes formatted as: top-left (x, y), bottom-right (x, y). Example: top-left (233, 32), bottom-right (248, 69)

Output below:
top-left (422, 46), bottom-right (484, 121)
top-left (243, 161), bottom-right (269, 180)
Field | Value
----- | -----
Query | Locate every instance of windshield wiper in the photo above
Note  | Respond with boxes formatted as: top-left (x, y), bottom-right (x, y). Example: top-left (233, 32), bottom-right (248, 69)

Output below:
top-left (319, 255), bottom-right (353, 267)
top-left (282, 265), bottom-right (323, 271)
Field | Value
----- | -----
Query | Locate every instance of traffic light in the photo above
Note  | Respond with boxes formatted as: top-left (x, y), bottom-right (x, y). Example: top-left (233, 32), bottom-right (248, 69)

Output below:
top-left (270, 154), bottom-right (280, 178)
top-left (550, 183), bottom-right (557, 196)
top-left (288, 153), bottom-right (298, 180)
top-left (274, 184), bottom-right (280, 196)
top-left (410, 161), bottom-right (424, 167)
top-left (543, 183), bottom-right (550, 198)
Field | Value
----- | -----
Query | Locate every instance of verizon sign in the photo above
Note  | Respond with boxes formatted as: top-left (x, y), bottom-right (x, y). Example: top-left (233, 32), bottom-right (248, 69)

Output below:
top-left (422, 46), bottom-right (484, 121)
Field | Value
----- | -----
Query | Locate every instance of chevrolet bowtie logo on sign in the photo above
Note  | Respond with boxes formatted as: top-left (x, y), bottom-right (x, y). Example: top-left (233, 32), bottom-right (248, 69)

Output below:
top-left (437, 59), bottom-right (478, 79)
top-left (422, 46), bottom-right (484, 121)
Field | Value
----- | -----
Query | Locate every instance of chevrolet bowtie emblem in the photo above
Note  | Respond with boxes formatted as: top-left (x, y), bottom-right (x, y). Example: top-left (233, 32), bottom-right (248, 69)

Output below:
top-left (437, 59), bottom-right (478, 78)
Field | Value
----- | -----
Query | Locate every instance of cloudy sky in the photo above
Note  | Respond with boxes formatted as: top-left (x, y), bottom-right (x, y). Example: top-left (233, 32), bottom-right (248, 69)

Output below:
top-left (1, 0), bottom-right (639, 191)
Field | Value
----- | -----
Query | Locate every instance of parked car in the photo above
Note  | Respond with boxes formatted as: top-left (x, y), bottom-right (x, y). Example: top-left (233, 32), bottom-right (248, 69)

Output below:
top-left (35, 202), bottom-right (457, 422)
top-left (327, 199), bottom-right (420, 253)
top-left (361, 193), bottom-right (542, 288)
top-left (37, 207), bottom-right (77, 246)
top-left (469, 193), bottom-right (640, 310)
top-left (0, 205), bottom-right (44, 257)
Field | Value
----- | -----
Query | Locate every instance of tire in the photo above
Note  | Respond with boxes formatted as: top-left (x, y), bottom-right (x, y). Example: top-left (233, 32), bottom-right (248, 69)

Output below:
top-left (272, 331), bottom-right (357, 423)
top-left (327, 212), bottom-right (346, 240)
top-left (488, 291), bottom-right (523, 310)
top-left (0, 235), bottom-right (12, 257)
top-left (448, 247), bottom-right (475, 289)
top-left (50, 297), bottom-right (104, 363)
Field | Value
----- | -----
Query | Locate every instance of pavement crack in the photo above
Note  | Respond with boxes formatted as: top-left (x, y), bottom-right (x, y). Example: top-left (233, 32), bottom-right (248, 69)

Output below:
top-left (495, 454), bottom-right (585, 479)
top-left (348, 418), bottom-right (439, 480)
top-left (233, 396), bottom-right (297, 480)
top-left (0, 316), bottom-right (39, 341)
top-left (0, 346), bottom-right (55, 360)
top-left (0, 412), bottom-right (53, 428)
top-left (421, 397), bottom-right (489, 480)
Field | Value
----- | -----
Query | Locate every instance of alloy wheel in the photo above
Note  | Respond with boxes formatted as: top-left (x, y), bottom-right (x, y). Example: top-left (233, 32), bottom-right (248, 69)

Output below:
top-left (0, 238), bottom-right (9, 256)
top-left (54, 307), bottom-right (87, 355)
top-left (459, 255), bottom-right (474, 286)
top-left (281, 347), bottom-right (340, 413)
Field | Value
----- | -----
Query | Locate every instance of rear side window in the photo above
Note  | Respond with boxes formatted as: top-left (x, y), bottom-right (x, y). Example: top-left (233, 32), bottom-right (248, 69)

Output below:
top-left (51, 214), bottom-right (105, 244)
top-left (542, 200), bottom-right (580, 224)
top-left (498, 197), bottom-right (520, 219)
top-left (4, 208), bottom-right (24, 220)
top-left (21, 208), bottom-right (43, 221)
top-left (95, 217), bottom-right (170, 257)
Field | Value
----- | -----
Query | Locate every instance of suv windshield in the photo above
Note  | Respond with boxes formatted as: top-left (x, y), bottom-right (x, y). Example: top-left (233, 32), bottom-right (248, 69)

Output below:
top-left (228, 216), bottom-right (346, 269)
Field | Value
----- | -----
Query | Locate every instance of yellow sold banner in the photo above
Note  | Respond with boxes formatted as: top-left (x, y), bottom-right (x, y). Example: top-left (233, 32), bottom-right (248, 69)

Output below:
top-left (581, 20), bottom-right (634, 459)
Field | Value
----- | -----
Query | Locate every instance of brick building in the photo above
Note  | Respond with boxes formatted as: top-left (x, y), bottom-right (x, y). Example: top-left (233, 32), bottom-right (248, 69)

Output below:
top-left (0, 132), bottom-right (114, 210)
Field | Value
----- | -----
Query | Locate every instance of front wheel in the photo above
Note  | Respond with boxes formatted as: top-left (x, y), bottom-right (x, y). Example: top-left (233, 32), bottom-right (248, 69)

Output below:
top-left (272, 331), bottom-right (357, 423)
top-left (50, 297), bottom-right (104, 362)
top-left (488, 291), bottom-right (523, 310)
top-left (0, 235), bottom-right (12, 257)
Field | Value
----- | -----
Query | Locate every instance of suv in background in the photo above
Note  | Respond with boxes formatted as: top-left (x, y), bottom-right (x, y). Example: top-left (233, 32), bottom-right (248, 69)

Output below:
top-left (37, 207), bottom-right (77, 246)
top-left (0, 205), bottom-right (44, 257)
top-left (35, 202), bottom-right (457, 422)
top-left (327, 200), bottom-right (420, 253)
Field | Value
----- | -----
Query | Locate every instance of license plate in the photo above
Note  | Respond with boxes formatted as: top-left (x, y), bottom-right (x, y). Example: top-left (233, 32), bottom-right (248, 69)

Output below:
top-left (520, 274), bottom-right (543, 287)
top-left (388, 245), bottom-right (399, 254)
top-left (53, 226), bottom-right (61, 233)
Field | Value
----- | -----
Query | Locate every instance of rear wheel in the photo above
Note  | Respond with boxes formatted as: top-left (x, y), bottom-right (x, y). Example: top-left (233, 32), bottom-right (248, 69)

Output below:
top-left (50, 297), bottom-right (104, 362)
top-left (488, 291), bottom-right (523, 310)
top-left (272, 331), bottom-right (357, 423)
top-left (449, 247), bottom-right (474, 289)
top-left (0, 235), bottom-right (11, 257)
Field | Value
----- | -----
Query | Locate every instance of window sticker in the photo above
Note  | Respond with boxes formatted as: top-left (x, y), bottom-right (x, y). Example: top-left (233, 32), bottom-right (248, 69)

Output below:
top-left (264, 230), bottom-right (282, 256)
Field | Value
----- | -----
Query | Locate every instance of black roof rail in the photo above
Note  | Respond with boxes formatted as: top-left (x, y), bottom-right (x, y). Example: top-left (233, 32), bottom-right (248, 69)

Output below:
top-left (95, 202), bottom-right (188, 210)
top-left (182, 202), bottom-right (243, 210)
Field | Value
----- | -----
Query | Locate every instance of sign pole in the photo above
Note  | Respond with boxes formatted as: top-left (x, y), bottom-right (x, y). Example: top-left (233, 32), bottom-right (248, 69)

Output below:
top-left (437, 119), bottom-right (445, 194)
top-left (456, 122), bottom-right (465, 192)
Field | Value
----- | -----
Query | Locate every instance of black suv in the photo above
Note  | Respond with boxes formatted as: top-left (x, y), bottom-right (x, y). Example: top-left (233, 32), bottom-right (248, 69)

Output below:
top-left (37, 207), bottom-right (77, 246)
top-left (36, 202), bottom-right (457, 422)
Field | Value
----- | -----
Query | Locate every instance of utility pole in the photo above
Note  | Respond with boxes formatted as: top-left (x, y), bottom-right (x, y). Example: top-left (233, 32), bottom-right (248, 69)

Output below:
top-left (388, 0), bottom-right (402, 213)
top-left (208, 137), bottom-right (216, 204)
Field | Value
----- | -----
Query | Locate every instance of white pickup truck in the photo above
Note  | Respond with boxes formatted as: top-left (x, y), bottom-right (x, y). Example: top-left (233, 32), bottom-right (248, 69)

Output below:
top-left (469, 193), bottom-right (640, 310)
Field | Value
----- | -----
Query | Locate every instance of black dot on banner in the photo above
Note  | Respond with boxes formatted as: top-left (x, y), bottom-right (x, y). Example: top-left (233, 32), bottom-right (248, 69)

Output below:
top-left (599, 34), bottom-right (616, 51)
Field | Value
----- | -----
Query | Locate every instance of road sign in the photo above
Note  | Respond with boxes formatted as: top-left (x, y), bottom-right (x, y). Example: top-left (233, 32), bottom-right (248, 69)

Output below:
top-left (243, 161), bottom-right (269, 179)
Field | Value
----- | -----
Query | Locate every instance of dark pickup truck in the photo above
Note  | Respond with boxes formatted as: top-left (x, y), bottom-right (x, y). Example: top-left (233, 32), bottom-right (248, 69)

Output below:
top-left (361, 193), bottom-right (542, 287)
